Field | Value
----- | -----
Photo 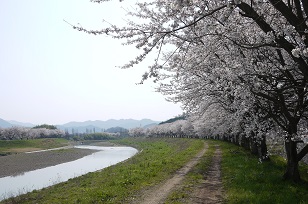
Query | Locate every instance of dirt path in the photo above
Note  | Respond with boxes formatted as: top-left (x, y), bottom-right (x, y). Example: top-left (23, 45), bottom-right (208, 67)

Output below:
top-left (189, 146), bottom-right (223, 204)
top-left (137, 142), bottom-right (208, 204)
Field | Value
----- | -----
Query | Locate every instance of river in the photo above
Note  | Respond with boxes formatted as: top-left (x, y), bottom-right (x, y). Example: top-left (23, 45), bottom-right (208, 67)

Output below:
top-left (0, 145), bottom-right (138, 201)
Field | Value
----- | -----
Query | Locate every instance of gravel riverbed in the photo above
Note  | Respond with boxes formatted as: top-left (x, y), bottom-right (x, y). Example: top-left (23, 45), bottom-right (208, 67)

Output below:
top-left (0, 148), bottom-right (98, 178)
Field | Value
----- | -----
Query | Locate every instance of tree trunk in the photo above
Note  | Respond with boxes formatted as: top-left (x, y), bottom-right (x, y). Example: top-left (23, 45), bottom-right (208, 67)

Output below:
top-left (241, 136), bottom-right (250, 150)
top-left (279, 119), bottom-right (302, 182)
top-left (234, 133), bottom-right (240, 146)
top-left (283, 140), bottom-right (301, 182)
top-left (250, 137), bottom-right (258, 155)
top-left (258, 135), bottom-right (270, 162)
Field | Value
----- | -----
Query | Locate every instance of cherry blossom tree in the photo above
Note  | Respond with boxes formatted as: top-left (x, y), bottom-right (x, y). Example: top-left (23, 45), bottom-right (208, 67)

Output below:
top-left (129, 127), bottom-right (145, 137)
top-left (76, 0), bottom-right (308, 181)
top-left (181, 119), bottom-right (195, 138)
top-left (0, 127), bottom-right (65, 140)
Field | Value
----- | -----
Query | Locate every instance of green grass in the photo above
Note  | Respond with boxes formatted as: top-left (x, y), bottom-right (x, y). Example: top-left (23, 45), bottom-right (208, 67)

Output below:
top-left (220, 141), bottom-right (308, 204)
top-left (0, 138), bottom-right (69, 155)
top-left (2, 138), bottom-right (204, 204)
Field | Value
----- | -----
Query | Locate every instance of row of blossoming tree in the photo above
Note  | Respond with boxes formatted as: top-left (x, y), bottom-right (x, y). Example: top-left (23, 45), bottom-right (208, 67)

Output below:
top-left (78, 0), bottom-right (308, 181)
top-left (0, 127), bottom-right (65, 140)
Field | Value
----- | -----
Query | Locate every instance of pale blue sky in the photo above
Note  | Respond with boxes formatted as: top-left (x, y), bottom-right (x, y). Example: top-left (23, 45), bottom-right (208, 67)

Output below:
top-left (0, 0), bottom-right (182, 125)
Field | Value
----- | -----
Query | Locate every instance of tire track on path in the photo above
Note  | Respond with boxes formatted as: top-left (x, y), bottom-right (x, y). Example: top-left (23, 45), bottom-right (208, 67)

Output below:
top-left (139, 142), bottom-right (208, 204)
top-left (190, 146), bottom-right (223, 204)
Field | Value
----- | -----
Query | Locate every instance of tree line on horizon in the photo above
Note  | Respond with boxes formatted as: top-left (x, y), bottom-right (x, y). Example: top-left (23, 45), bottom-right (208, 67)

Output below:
top-left (0, 126), bottom-right (128, 141)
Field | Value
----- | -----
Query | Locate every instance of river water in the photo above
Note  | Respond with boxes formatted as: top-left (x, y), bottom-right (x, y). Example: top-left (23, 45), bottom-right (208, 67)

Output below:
top-left (0, 145), bottom-right (138, 201)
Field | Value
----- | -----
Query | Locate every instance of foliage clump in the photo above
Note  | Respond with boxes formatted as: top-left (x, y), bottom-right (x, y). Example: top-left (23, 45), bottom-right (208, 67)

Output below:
top-left (32, 124), bottom-right (57, 130)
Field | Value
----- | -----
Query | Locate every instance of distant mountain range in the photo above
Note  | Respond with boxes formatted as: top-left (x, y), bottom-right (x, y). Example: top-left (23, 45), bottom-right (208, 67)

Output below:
top-left (9, 120), bottom-right (36, 127)
top-left (57, 119), bottom-right (159, 133)
top-left (0, 118), bottom-right (160, 133)
top-left (60, 119), bottom-right (159, 129)
top-left (0, 118), bottom-right (13, 128)
top-left (0, 119), bottom-right (36, 128)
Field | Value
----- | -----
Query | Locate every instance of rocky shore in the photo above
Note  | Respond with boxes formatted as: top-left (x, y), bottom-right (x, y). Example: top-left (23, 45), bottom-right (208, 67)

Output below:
top-left (0, 148), bottom-right (98, 178)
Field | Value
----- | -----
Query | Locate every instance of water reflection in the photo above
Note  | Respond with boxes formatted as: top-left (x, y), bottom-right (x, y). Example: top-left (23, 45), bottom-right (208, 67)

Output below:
top-left (0, 146), bottom-right (138, 201)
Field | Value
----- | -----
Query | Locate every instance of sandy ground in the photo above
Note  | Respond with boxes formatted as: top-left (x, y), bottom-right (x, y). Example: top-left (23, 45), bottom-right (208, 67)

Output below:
top-left (0, 148), bottom-right (98, 178)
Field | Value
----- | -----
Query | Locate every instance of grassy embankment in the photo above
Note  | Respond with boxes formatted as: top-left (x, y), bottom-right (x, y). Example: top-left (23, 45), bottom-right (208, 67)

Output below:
top-left (0, 138), bottom-right (69, 155)
top-left (2, 138), bottom-right (204, 204)
top-left (221, 141), bottom-right (308, 203)
top-left (165, 140), bottom-right (308, 204)
top-left (2, 138), bottom-right (308, 203)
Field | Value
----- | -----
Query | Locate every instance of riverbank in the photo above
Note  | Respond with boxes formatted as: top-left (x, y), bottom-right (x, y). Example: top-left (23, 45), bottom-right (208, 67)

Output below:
top-left (0, 148), bottom-right (98, 178)
top-left (2, 138), bottom-right (307, 204)
top-left (1, 138), bottom-right (204, 204)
